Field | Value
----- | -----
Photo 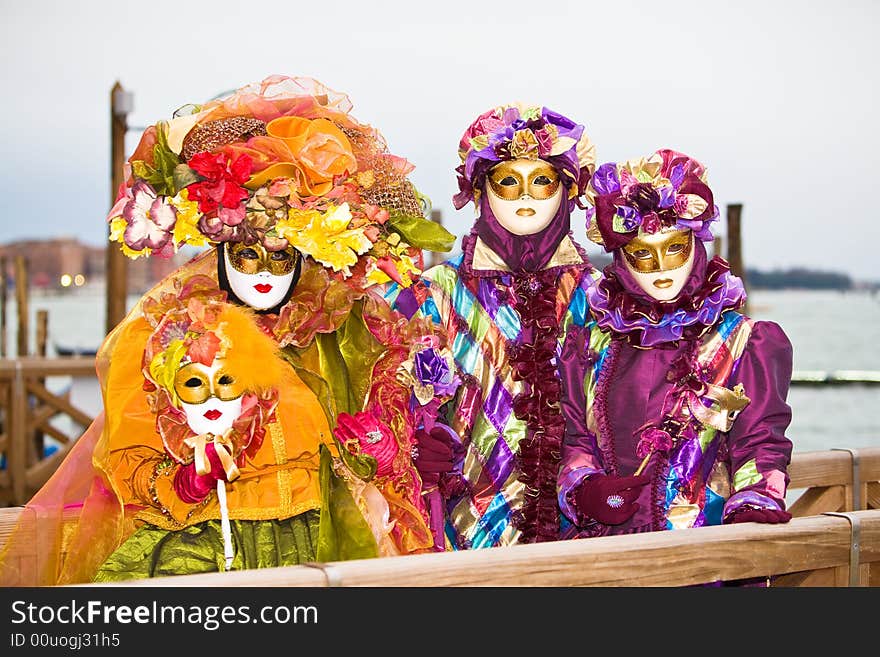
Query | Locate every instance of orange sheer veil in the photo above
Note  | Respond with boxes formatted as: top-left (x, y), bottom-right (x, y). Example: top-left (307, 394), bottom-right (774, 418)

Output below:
top-left (0, 250), bottom-right (217, 586)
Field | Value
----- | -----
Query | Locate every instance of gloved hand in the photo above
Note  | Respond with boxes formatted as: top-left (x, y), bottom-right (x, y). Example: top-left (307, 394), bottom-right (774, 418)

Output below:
top-left (573, 473), bottom-right (651, 525)
top-left (332, 410), bottom-right (399, 478)
top-left (725, 506), bottom-right (792, 524)
top-left (173, 442), bottom-right (227, 503)
top-left (413, 424), bottom-right (458, 487)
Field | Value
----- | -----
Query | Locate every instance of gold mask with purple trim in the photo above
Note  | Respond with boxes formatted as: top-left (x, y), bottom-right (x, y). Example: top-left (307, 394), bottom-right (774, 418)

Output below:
top-left (621, 229), bottom-right (695, 301)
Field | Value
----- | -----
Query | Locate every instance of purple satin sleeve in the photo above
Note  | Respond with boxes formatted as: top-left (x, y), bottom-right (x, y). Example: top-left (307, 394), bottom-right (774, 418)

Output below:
top-left (557, 324), bottom-right (604, 523)
top-left (723, 321), bottom-right (794, 519)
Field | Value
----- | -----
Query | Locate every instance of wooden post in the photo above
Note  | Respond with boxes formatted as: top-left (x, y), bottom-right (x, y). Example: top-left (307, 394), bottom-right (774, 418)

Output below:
top-left (10, 362), bottom-right (27, 504)
top-left (14, 255), bottom-right (28, 357)
top-left (32, 309), bottom-right (49, 462)
top-left (429, 209), bottom-right (443, 268)
top-left (713, 235), bottom-right (724, 261)
top-left (106, 81), bottom-right (130, 336)
top-left (35, 310), bottom-right (48, 358)
top-left (726, 203), bottom-right (748, 313)
top-left (0, 255), bottom-right (7, 358)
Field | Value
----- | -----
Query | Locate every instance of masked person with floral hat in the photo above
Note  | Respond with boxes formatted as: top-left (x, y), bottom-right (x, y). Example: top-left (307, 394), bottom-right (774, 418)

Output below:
top-left (557, 149), bottom-right (793, 538)
top-left (392, 104), bottom-right (598, 548)
top-left (0, 76), bottom-right (453, 584)
top-left (93, 292), bottom-right (342, 578)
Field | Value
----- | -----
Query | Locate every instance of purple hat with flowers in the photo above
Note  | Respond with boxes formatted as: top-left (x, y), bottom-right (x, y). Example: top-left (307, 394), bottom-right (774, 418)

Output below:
top-left (585, 149), bottom-right (719, 252)
top-left (452, 103), bottom-right (596, 210)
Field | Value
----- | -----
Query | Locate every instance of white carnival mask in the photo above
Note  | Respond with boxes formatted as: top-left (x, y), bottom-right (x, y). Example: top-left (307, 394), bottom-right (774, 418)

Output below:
top-left (223, 243), bottom-right (298, 310)
top-left (175, 360), bottom-right (244, 436)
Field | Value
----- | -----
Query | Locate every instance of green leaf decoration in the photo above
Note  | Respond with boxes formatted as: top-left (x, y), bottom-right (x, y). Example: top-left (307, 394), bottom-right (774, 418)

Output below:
top-left (386, 212), bottom-right (456, 253)
top-left (131, 121), bottom-right (195, 197)
top-left (172, 163), bottom-right (199, 191)
top-left (131, 160), bottom-right (154, 182)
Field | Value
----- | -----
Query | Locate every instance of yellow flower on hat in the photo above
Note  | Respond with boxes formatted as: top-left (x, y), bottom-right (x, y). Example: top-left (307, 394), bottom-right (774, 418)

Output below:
top-left (366, 239), bottom-right (420, 288)
top-left (276, 202), bottom-right (373, 276)
top-left (170, 189), bottom-right (208, 249)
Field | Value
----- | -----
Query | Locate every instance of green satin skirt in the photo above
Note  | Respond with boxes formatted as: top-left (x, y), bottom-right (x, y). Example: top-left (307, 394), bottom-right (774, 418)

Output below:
top-left (93, 511), bottom-right (321, 581)
top-left (93, 447), bottom-right (379, 582)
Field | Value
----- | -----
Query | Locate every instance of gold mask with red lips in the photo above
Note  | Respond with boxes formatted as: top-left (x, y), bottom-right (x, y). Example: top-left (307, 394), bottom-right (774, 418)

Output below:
top-left (227, 242), bottom-right (300, 276)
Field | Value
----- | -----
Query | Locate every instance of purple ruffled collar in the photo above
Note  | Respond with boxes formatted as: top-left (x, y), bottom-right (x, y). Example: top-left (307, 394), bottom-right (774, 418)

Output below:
top-left (586, 250), bottom-right (746, 348)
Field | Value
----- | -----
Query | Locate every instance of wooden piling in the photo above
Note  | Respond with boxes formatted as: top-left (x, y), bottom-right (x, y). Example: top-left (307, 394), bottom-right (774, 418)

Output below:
top-left (35, 310), bottom-right (48, 358)
top-left (106, 81), bottom-right (129, 336)
top-left (14, 255), bottom-right (28, 357)
top-left (430, 209), bottom-right (443, 268)
top-left (726, 203), bottom-right (748, 313)
top-left (713, 235), bottom-right (724, 261)
top-left (32, 310), bottom-right (49, 463)
top-left (0, 255), bottom-right (7, 358)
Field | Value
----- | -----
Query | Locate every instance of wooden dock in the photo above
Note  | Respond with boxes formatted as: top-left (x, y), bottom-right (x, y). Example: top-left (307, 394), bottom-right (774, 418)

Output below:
top-left (0, 356), bottom-right (97, 505)
top-left (791, 370), bottom-right (880, 386)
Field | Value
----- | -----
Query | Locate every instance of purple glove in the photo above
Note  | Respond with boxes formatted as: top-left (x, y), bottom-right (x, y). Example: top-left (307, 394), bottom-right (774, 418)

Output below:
top-left (725, 507), bottom-right (792, 524)
top-left (413, 424), bottom-right (457, 487)
top-left (573, 473), bottom-right (651, 525)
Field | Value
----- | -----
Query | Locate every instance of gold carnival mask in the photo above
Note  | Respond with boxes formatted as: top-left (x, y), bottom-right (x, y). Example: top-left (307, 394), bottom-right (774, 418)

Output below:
top-left (227, 242), bottom-right (300, 276)
top-left (622, 229), bottom-right (693, 274)
top-left (487, 159), bottom-right (561, 201)
top-left (174, 360), bottom-right (246, 405)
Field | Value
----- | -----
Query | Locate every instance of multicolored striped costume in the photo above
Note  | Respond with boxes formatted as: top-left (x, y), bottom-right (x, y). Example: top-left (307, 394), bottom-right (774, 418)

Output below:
top-left (400, 234), bottom-right (596, 548)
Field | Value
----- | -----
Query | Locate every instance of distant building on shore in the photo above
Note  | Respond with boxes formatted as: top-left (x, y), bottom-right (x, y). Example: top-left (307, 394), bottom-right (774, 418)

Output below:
top-left (0, 238), bottom-right (192, 294)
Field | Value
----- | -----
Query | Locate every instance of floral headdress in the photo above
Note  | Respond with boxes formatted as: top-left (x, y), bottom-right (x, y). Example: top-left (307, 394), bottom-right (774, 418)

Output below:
top-left (585, 149), bottom-right (718, 252)
top-left (453, 103), bottom-right (596, 209)
top-left (108, 75), bottom-right (453, 290)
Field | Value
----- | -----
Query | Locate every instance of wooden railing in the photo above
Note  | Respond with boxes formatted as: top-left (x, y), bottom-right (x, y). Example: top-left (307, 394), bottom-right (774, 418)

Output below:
top-left (102, 510), bottom-right (880, 587)
top-left (787, 447), bottom-right (880, 515)
top-left (0, 448), bottom-right (878, 587)
top-left (0, 357), bottom-right (97, 505)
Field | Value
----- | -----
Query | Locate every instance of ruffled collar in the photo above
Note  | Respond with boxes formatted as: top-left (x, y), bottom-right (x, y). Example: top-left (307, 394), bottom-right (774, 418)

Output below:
top-left (140, 250), bottom-right (366, 350)
top-left (586, 255), bottom-right (746, 348)
top-left (268, 259), bottom-right (366, 348)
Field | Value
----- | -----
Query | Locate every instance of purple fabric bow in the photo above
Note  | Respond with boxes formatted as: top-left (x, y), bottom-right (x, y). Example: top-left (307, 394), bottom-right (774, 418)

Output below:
top-left (413, 348), bottom-right (461, 397)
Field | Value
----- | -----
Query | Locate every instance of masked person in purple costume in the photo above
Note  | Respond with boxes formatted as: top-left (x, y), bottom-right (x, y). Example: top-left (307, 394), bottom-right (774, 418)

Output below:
top-left (557, 149), bottom-right (793, 537)
top-left (391, 104), bottom-right (598, 548)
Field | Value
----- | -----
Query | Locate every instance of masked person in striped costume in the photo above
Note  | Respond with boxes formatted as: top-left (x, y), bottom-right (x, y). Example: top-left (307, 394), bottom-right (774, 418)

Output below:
top-left (392, 104), bottom-right (598, 548)
top-left (557, 149), bottom-right (794, 537)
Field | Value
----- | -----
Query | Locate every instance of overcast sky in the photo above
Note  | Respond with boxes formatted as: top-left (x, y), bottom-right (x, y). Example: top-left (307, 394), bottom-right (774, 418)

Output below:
top-left (1, 0), bottom-right (877, 280)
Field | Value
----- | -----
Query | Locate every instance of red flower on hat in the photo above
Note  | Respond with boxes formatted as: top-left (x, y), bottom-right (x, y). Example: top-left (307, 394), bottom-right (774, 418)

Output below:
top-left (186, 152), bottom-right (252, 218)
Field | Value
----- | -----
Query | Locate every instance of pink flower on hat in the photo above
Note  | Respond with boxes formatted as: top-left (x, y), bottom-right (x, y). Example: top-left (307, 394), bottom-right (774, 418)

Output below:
top-left (122, 180), bottom-right (177, 251)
